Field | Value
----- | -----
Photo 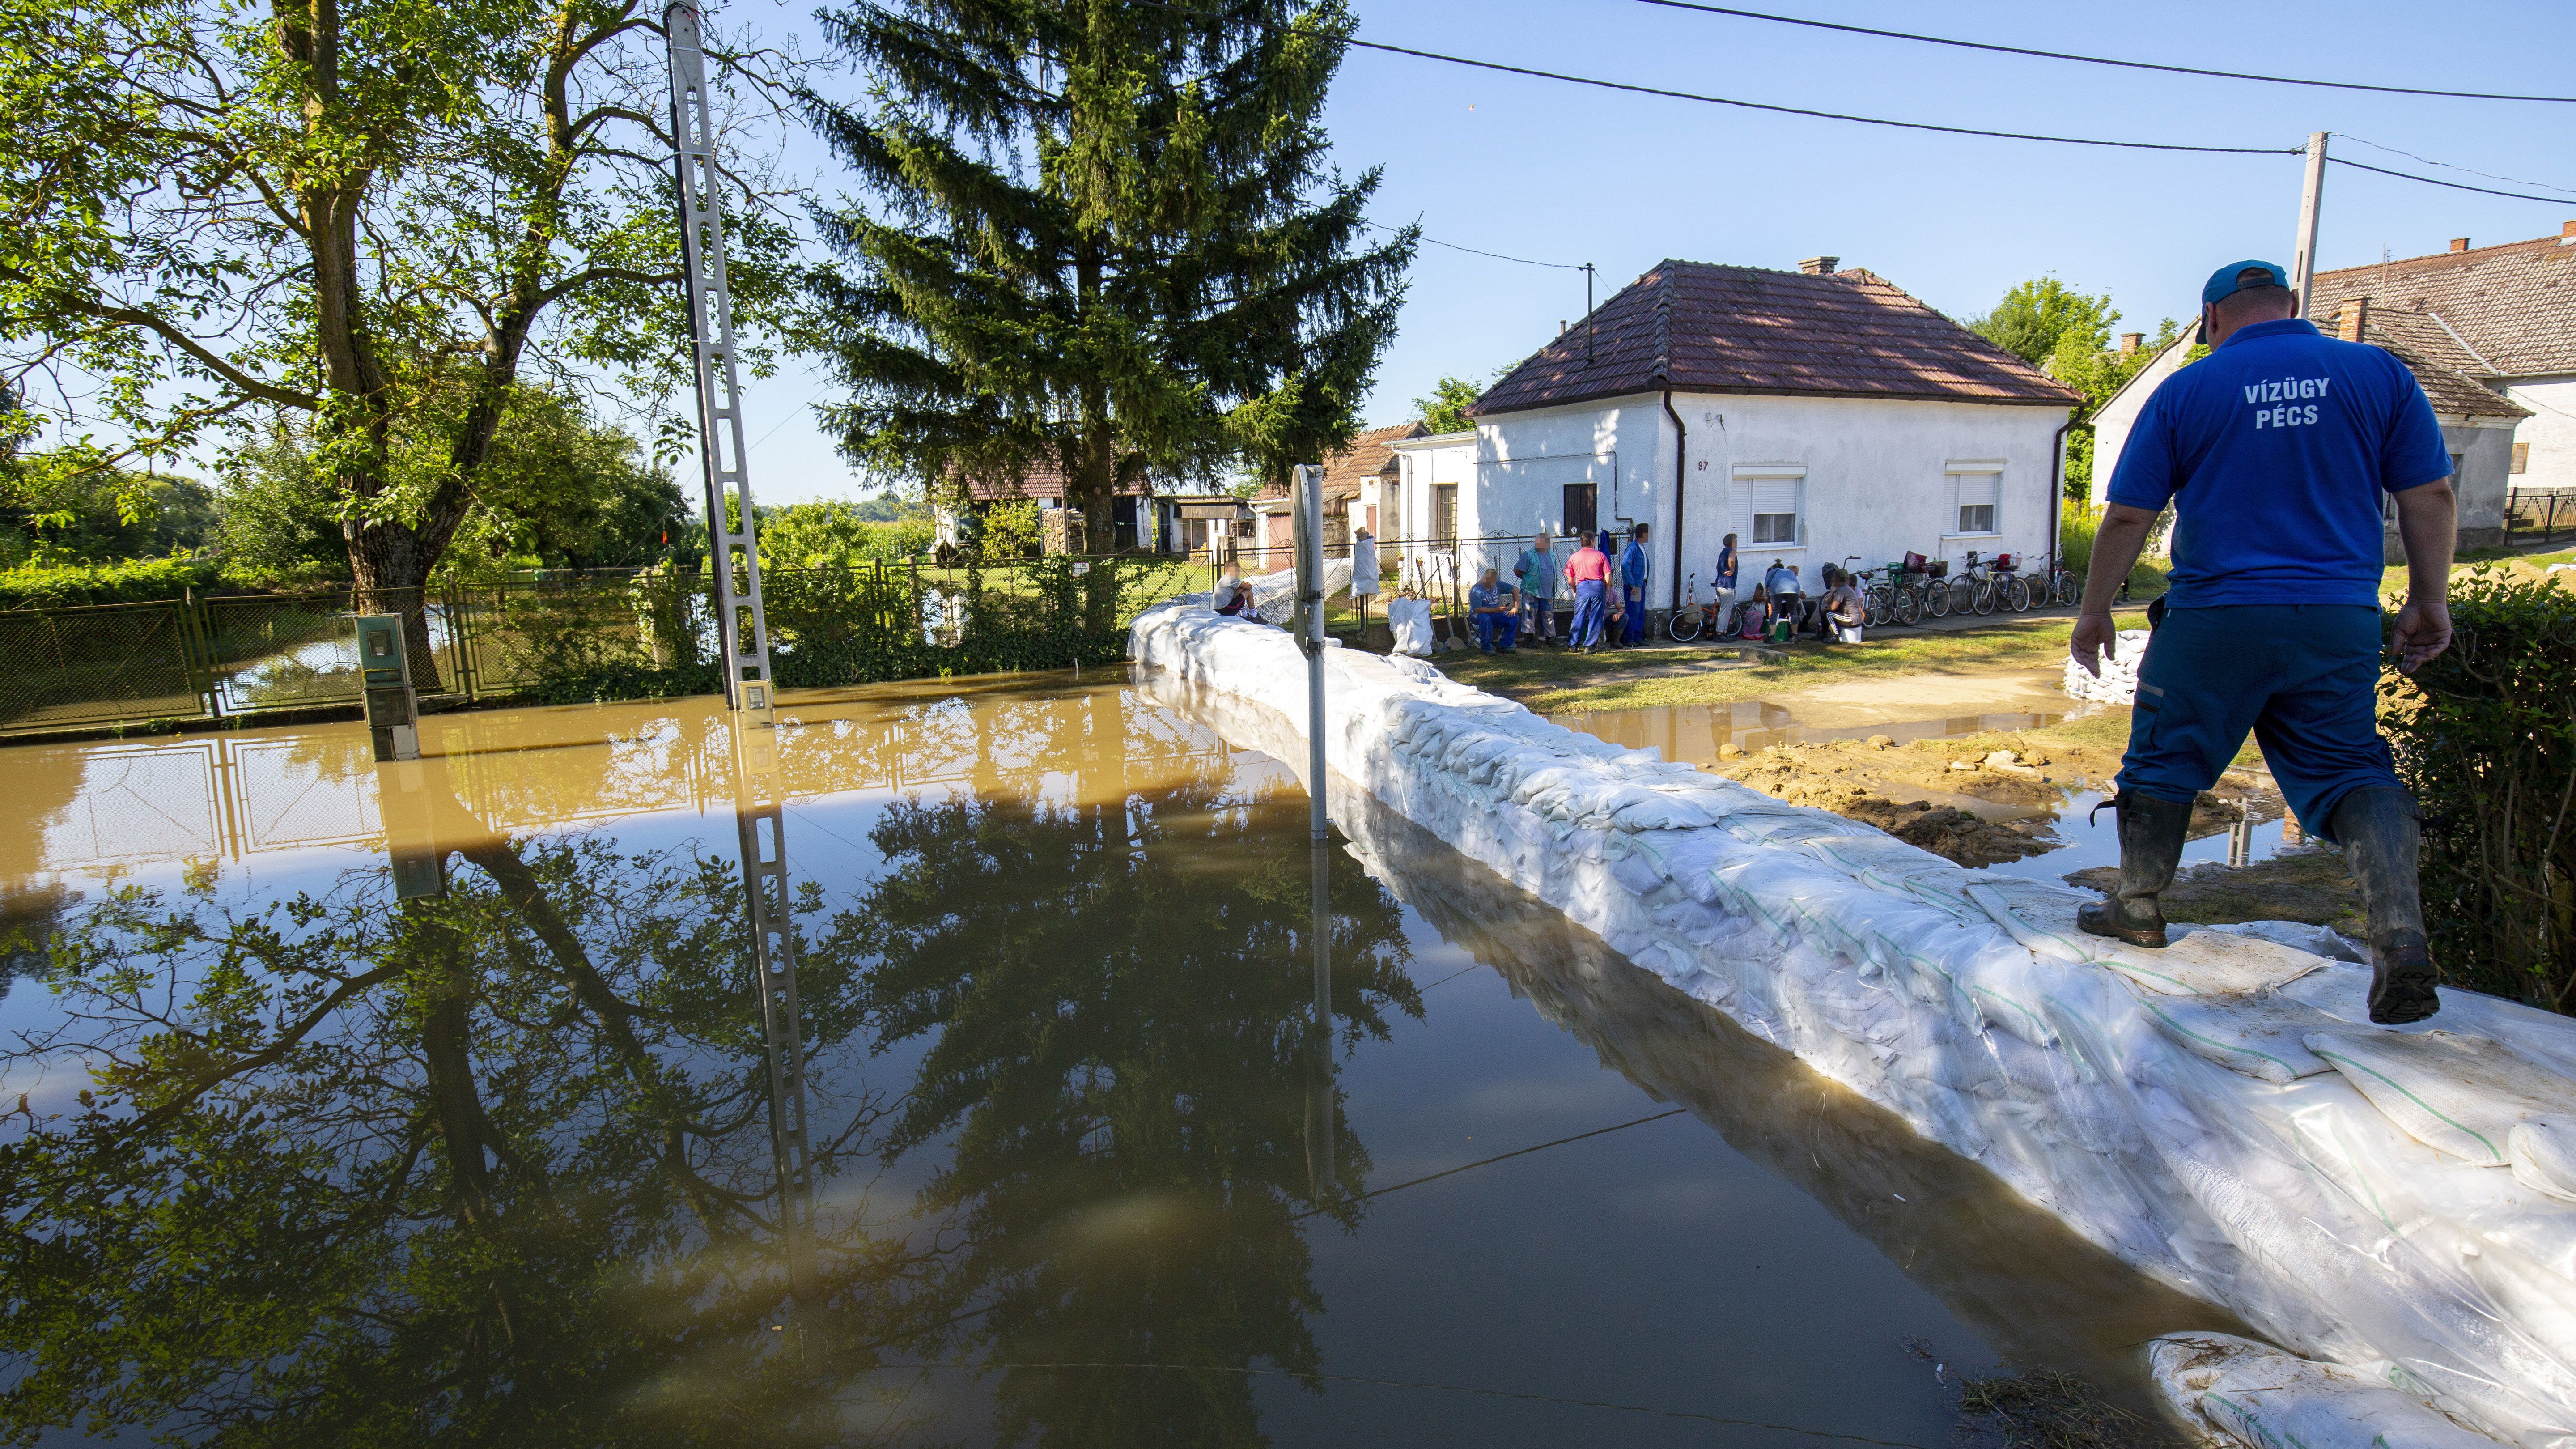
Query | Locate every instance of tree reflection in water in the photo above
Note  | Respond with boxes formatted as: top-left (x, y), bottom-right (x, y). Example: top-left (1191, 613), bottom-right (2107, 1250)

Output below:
top-left (823, 730), bottom-right (1420, 1448)
top-left (0, 805), bottom-right (934, 1446)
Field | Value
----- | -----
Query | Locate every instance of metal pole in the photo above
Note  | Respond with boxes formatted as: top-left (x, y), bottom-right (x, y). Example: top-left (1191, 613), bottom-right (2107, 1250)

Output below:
top-left (667, 0), bottom-right (778, 727)
top-left (1293, 463), bottom-right (1328, 843)
top-left (2290, 131), bottom-right (2328, 317)
top-left (729, 714), bottom-right (820, 1308)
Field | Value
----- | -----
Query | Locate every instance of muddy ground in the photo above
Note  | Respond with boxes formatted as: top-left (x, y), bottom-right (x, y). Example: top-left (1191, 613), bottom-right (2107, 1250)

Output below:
top-left (1695, 711), bottom-right (2361, 927)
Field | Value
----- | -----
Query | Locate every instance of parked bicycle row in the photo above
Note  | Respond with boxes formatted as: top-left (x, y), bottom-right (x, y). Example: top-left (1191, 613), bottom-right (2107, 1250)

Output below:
top-left (1667, 548), bottom-right (2081, 643)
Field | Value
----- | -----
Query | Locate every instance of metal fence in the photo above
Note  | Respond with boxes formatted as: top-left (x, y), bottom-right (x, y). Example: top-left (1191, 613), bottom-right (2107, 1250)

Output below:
top-left (0, 555), bottom-right (1218, 738)
top-left (2507, 486), bottom-right (2576, 548)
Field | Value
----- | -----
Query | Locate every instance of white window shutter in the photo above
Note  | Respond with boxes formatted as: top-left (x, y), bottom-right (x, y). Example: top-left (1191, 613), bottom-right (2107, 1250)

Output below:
top-left (1956, 472), bottom-right (2000, 508)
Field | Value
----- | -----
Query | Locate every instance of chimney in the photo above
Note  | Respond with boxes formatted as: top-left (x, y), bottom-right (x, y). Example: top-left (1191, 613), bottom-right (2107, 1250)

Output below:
top-left (1798, 255), bottom-right (1839, 275)
top-left (2118, 332), bottom-right (2144, 357)
top-left (2338, 297), bottom-right (2370, 343)
top-left (1558, 320), bottom-right (1567, 335)
top-left (2561, 220), bottom-right (2576, 245)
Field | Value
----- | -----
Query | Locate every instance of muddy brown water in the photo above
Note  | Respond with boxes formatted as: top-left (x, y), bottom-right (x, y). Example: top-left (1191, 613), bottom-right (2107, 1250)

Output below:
top-left (0, 674), bottom-right (2240, 1445)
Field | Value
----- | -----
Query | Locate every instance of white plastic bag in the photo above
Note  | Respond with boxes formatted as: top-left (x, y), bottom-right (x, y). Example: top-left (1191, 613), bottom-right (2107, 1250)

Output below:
top-left (1387, 597), bottom-right (1433, 657)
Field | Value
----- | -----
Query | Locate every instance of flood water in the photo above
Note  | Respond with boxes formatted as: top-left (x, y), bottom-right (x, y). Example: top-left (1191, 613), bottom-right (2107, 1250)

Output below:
top-left (0, 676), bottom-right (2240, 1446)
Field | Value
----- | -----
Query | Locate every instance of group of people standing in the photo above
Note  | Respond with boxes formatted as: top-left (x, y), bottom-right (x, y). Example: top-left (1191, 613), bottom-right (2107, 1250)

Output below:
top-left (1468, 526), bottom-right (1655, 654)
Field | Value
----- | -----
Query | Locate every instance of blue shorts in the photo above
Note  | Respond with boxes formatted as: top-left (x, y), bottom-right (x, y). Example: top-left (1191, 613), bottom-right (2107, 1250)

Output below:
top-left (2114, 604), bottom-right (2401, 840)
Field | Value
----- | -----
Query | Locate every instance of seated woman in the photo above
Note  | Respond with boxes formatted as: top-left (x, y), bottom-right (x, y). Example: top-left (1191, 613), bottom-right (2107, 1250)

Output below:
top-left (1212, 569), bottom-right (1259, 619)
top-left (1819, 566), bottom-right (1867, 645)
top-left (1736, 584), bottom-right (1769, 641)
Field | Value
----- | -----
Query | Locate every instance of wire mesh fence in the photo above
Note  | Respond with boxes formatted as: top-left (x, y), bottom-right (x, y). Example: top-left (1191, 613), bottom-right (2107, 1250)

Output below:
top-left (0, 554), bottom-right (1228, 736)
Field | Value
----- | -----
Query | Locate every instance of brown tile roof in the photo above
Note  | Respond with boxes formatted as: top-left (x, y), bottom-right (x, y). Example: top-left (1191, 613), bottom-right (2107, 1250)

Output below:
top-left (2309, 304), bottom-right (2531, 421)
top-left (2310, 231), bottom-right (2576, 377)
top-left (951, 457), bottom-right (1152, 504)
top-left (1254, 420), bottom-right (1426, 501)
top-left (1472, 260), bottom-right (2080, 416)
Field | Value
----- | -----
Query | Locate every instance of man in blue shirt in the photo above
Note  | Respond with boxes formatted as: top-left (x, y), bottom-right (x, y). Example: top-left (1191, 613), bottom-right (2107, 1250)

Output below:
top-left (1467, 566), bottom-right (1520, 653)
top-left (2072, 259), bottom-right (2457, 1023)
top-left (1618, 523), bottom-right (1653, 644)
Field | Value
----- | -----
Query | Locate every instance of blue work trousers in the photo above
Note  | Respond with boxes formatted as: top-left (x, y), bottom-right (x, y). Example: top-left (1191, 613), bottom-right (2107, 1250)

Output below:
top-left (1570, 580), bottom-right (1608, 646)
top-left (1521, 592), bottom-right (1557, 639)
top-left (1473, 610), bottom-right (1520, 650)
top-left (2114, 603), bottom-right (2402, 840)
top-left (1621, 585), bottom-right (1647, 643)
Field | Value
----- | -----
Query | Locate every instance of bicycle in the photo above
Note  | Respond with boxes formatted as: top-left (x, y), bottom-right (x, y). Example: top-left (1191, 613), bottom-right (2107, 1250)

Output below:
top-left (1990, 551), bottom-right (2033, 612)
top-left (1667, 572), bottom-right (1712, 642)
top-left (2044, 554), bottom-right (2080, 607)
top-left (1957, 550), bottom-right (1999, 616)
top-left (1872, 562), bottom-right (1922, 628)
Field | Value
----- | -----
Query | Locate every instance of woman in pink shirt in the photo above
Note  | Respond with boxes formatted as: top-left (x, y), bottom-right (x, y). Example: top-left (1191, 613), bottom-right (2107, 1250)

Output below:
top-left (1563, 531), bottom-right (1613, 652)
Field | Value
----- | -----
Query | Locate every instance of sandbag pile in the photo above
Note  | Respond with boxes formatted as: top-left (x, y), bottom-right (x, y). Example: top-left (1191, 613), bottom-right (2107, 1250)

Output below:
top-left (1132, 597), bottom-right (2576, 1449)
top-left (2062, 628), bottom-right (2154, 703)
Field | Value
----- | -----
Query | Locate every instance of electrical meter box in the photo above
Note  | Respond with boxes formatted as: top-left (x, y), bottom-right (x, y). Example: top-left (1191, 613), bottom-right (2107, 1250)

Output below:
top-left (354, 613), bottom-right (420, 762)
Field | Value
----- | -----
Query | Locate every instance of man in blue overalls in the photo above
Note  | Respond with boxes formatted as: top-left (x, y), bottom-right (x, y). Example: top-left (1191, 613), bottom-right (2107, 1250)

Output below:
top-left (2072, 260), bottom-right (2457, 1024)
top-left (1619, 523), bottom-right (1653, 645)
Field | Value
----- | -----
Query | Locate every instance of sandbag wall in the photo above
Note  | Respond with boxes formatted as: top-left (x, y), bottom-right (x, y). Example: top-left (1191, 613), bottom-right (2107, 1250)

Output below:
top-left (1133, 598), bottom-right (2576, 1449)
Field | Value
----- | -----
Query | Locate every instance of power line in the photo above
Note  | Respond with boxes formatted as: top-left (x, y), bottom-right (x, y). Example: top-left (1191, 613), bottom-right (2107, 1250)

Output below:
top-left (2332, 134), bottom-right (2576, 200)
top-left (2327, 156), bottom-right (2576, 205)
top-left (1337, 34), bottom-right (2296, 156)
top-left (1625, 0), bottom-right (2576, 104)
top-left (1366, 218), bottom-right (1584, 271)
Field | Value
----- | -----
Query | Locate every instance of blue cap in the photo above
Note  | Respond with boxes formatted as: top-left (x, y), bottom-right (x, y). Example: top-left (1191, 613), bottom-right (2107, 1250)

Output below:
top-left (2202, 259), bottom-right (2290, 305)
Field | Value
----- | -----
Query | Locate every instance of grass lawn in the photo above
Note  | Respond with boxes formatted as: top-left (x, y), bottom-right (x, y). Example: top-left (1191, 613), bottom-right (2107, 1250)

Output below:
top-left (1428, 616), bottom-right (2083, 714)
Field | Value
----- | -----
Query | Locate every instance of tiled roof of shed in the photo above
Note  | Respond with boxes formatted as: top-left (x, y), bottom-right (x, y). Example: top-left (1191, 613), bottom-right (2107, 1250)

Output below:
top-left (952, 457), bottom-right (1151, 503)
top-left (1472, 260), bottom-right (2079, 416)
top-left (2310, 304), bottom-right (2531, 421)
top-left (2310, 231), bottom-right (2576, 377)
top-left (1254, 421), bottom-right (1425, 501)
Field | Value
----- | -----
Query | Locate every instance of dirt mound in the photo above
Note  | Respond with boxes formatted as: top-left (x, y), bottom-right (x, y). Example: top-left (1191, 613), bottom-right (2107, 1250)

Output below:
top-left (2064, 850), bottom-right (2361, 932)
top-left (1842, 796), bottom-right (2059, 868)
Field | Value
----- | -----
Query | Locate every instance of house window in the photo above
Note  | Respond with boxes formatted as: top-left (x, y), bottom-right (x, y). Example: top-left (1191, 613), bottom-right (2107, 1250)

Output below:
top-left (1954, 470), bottom-right (2001, 535)
top-left (1750, 479), bottom-right (1800, 545)
top-left (2513, 442), bottom-right (2531, 475)
top-left (1433, 484), bottom-right (1458, 547)
top-left (1563, 482), bottom-right (1599, 538)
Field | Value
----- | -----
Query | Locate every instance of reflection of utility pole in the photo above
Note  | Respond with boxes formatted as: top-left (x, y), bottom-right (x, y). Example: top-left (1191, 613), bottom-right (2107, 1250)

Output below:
top-left (1292, 461), bottom-right (1335, 1201)
top-left (730, 717), bottom-right (821, 1309)
top-left (378, 760), bottom-right (449, 900)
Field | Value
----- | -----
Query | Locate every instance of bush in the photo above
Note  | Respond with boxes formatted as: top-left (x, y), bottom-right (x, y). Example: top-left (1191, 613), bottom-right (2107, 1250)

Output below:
top-left (2383, 568), bottom-right (2576, 1010)
top-left (0, 554), bottom-right (225, 610)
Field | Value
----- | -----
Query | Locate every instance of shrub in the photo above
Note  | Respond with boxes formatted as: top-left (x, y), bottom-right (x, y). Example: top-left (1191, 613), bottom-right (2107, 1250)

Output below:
top-left (0, 554), bottom-right (225, 610)
top-left (2383, 567), bottom-right (2576, 1010)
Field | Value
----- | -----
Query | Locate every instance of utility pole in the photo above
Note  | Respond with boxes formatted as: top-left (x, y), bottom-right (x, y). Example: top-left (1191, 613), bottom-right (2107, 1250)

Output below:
top-left (666, 0), bottom-right (817, 1336)
top-left (2290, 131), bottom-right (2328, 317)
top-left (668, 0), bottom-right (778, 727)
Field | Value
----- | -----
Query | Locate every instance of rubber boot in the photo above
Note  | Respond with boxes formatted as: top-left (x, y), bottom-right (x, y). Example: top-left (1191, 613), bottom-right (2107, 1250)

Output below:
top-left (2077, 792), bottom-right (2194, 948)
top-left (2330, 788), bottom-right (2440, 1025)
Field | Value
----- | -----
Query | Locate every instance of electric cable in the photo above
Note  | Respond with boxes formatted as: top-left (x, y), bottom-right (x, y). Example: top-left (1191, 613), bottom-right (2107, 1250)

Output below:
top-left (1363, 217), bottom-right (1585, 270)
top-left (1625, 0), bottom-right (2576, 104)
top-left (2333, 134), bottom-right (2576, 198)
top-left (2326, 156), bottom-right (2576, 205)
top-left (1336, 33), bottom-right (2295, 155)
top-left (881, 1360), bottom-right (1937, 1445)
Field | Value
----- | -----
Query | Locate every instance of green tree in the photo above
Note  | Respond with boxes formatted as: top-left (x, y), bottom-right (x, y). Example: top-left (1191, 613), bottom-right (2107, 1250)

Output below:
top-left (0, 464), bottom-right (218, 567)
top-left (0, 0), bottom-right (800, 676)
top-left (1968, 277), bottom-right (2120, 369)
top-left (1411, 375), bottom-right (1483, 434)
top-left (803, 0), bottom-right (1416, 553)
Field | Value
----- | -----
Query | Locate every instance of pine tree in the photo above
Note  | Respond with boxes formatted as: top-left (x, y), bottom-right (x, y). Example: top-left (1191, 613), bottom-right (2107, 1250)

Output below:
top-left (805, 0), bottom-right (1415, 551)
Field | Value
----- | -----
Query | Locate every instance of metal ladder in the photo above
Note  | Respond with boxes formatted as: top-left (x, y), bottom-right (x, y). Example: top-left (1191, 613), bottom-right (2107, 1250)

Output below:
top-left (665, 0), bottom-right (817, 1309)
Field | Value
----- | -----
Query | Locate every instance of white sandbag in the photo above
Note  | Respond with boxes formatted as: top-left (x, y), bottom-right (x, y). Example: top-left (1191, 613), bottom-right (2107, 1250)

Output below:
top-left (2205, 919), bottom-right (2371, 964)
top-left (2151, 1333), bottom-right (2500, 1449)
top-left (2095, 926), bottom-right (2325, 997)
top-left (2509, 1118), bottom-right (2576, 1202)
top-left (1387, 597), bottom-right (1434, 656)
top-left (2062, 630), bottom-right (2153, 704)
top-left (2136, 992), bottom-right (2344, 1084)
top-left (2305, 1030), bottom-right (2576, 1166)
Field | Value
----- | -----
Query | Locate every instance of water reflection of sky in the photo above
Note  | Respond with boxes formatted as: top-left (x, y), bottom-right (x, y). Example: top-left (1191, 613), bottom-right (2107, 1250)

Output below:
top-left (0, 678), bottom-right (2234, 1446)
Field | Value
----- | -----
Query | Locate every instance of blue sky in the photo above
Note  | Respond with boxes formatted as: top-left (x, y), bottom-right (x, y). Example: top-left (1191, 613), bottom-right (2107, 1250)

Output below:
top-left (741, 0), bottom-right (2576, 502)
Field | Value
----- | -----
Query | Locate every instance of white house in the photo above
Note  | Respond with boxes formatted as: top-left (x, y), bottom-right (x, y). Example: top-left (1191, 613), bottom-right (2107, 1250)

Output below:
top-left (2310, 225), bottom-right (2576, 506)
top-left (1384, 256), bottom-right (2080, 613)
top-left (2092, 293), bottom-right (2530, 561)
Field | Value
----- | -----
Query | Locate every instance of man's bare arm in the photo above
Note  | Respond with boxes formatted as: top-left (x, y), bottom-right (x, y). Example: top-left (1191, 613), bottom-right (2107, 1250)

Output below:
top-left (2069, 502), bottom-right (2159, 677)
top-left (2391, 480), bottom-right (2456, 672)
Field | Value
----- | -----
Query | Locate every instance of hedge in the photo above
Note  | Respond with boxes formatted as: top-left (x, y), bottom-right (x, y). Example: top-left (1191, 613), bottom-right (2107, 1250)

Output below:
top-left (2384, 568), bottom-right (2576, 1011)
top-left (0, 555), bottom-right (225, 611)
